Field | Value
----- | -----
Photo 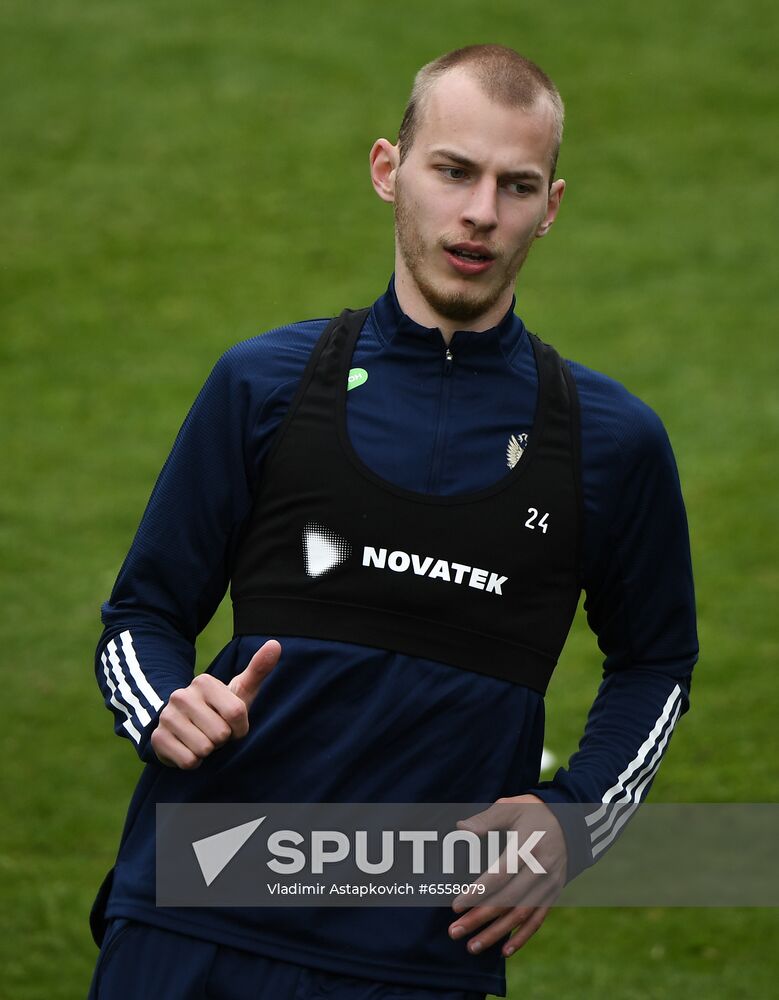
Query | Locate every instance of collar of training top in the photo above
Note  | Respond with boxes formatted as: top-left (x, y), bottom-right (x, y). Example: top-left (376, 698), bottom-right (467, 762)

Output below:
top-left (370, 275), bottom-right (526, 359)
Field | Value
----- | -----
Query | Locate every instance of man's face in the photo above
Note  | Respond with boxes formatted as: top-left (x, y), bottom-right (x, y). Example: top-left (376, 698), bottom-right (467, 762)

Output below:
top-left (387, 69), bottom-right (564, 329)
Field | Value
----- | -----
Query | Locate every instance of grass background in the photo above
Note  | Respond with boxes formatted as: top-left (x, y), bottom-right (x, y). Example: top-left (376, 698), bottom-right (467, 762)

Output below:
top-left (1, 1), bottom-right (777, 996)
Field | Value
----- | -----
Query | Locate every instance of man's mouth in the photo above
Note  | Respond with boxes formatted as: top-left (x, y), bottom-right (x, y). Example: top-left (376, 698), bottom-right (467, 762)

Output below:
top-left (447, 244), bottom-right (495, 262)
top-left (450, 248), bottom-right (489, 261)
top-left (444, 244), bottom-right (496, 275)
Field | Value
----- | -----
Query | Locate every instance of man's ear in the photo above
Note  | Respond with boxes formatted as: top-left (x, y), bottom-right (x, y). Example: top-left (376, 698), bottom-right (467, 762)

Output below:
top-left (370, 139), bottom-right (399, 203)
top-left (536, 178), bottom-right (565, 237)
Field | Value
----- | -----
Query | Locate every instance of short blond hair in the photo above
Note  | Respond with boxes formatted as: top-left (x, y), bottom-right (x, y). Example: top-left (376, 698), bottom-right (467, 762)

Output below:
top-left (397, 45), bottom-right (564, 182)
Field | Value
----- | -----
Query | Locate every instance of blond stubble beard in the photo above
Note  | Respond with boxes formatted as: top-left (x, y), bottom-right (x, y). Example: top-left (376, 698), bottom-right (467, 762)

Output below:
top-left (393, 174), bottom-right (534, 325)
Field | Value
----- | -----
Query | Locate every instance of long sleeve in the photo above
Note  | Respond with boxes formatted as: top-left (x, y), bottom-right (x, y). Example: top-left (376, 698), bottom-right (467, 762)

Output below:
top-left (94, 329), bottom-right (317, 760)
top-left (529, 370), bottom-right (698, 877)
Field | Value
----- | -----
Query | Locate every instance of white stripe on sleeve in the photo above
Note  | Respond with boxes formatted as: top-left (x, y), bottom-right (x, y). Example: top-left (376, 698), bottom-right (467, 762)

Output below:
top-left (590, 700), bottom-right (680, 846)
top-left (106, 639), bottom-right (152, 728)
top-left (120, 630), bottom-right (164, 711)
top-left (591, 803), bottom-right (639, 858)
top-left (101, 652), bottom-right (142, 744)
top-left (591, 696), bottom-right (682, 857)
top-left (586, 684), bottom-right (682, 831)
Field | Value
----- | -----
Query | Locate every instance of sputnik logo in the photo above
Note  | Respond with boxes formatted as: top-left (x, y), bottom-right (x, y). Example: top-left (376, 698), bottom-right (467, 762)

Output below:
top-left (192, 817), bottom-right (266, 886)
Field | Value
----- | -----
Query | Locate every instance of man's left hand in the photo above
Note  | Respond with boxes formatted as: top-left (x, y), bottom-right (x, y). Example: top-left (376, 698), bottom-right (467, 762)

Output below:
top-left (447, 793), bottom-right (567, 958)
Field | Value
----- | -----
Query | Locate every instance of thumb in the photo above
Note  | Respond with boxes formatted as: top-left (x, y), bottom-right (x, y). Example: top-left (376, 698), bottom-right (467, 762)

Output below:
top-left (228, 639), bottom-right (282, 708)
top-left (457, 794), bottom-right (545, 835)
top-left (456, 802), bottom-right (507, 837)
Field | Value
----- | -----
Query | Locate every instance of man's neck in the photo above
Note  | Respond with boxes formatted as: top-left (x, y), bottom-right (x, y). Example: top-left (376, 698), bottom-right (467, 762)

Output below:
top-left (393, 267), bottom-right (513, 345)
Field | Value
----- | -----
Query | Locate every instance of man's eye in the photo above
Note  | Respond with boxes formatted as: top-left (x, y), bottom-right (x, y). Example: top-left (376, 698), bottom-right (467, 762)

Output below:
top-left (439, 167), bottom-right (467, 180)
top-left (508, 183), bottom-right (535, 196)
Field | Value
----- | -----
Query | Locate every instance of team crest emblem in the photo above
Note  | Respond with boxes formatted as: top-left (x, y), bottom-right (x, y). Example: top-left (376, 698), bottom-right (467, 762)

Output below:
top-left (506, 433), bottom-right (528, 469)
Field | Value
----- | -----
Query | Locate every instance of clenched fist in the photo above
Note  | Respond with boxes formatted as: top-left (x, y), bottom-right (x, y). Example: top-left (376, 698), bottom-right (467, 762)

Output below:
top-left (150, 640), bottom-right (282, 769)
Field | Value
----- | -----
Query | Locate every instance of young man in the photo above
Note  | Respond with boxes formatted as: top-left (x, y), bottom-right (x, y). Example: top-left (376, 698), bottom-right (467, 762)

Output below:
top-left (89, 45), bottom-right (697, 999)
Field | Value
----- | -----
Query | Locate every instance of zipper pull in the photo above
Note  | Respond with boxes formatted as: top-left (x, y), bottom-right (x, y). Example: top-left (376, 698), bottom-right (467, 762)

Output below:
top-left (444, 347), bottom-right (454, 375)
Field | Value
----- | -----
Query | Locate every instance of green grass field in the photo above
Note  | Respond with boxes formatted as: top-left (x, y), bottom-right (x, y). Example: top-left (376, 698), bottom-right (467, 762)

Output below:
top-left (1, 1), bottom-right (777, 996)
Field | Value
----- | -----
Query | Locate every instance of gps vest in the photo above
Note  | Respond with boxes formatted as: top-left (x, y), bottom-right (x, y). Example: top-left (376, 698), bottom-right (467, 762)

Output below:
top-left (231, 308), bottom-right (583, 694)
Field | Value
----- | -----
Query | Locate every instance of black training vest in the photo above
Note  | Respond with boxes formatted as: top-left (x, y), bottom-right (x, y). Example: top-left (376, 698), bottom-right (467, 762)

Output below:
top-left (231, 308), bottom-right (583, 695)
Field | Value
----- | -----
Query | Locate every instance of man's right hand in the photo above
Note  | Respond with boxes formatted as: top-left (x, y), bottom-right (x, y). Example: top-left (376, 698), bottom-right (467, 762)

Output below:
top-left (150, 639), bottom-right (282, 769)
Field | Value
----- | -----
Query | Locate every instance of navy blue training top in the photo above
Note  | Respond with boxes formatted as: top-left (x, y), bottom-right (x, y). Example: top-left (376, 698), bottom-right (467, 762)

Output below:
top-left (94, 277), bottom-right (698, 996)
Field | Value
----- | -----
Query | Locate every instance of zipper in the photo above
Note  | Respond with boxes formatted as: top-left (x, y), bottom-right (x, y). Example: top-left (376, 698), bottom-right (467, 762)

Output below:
top-left (426, 346), bottom-right (455, 490)
top-left (444, 347), bottom-right (454, 375)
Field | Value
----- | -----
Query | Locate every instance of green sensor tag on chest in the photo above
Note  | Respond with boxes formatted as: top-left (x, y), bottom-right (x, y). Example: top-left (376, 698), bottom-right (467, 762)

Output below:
top-left (347, 368), bottom-right (368, 391)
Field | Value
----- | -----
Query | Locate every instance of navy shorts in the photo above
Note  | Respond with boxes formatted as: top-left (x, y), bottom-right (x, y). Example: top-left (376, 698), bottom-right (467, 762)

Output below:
top-left (88, 919), bottom-right (488, 1000)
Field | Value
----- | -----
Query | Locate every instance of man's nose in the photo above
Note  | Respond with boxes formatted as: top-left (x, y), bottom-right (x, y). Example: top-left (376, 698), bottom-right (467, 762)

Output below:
top-left (461, 179), bottom-right (499, 231)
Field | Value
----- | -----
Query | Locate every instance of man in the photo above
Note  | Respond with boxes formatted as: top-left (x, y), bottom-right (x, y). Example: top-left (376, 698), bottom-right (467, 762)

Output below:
top-left (89, 45), bottom-right (697, 999)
